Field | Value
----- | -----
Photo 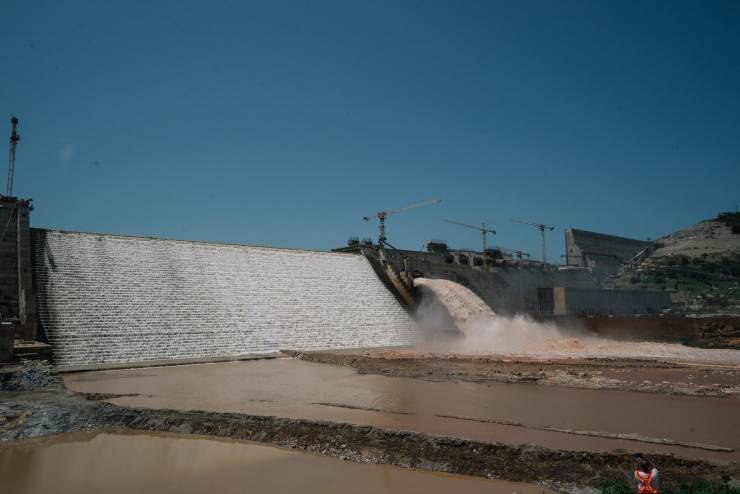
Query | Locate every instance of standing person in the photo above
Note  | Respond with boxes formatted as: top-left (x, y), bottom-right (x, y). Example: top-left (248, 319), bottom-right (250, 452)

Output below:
top-left (634, 453), bottom-right (660, 494)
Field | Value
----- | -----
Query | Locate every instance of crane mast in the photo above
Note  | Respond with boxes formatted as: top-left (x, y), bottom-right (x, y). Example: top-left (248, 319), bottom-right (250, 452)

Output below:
top-left (511, 218), bottom-right (554, 264)
top-left (6, 116), bottom-right (19, 197)
top-left (363, 198), bottom-right (441, 246)
top-left (443, 219), bottom-right (496, 253)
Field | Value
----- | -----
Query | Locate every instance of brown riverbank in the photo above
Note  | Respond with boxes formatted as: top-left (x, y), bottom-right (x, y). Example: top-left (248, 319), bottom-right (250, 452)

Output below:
top-left (290, 348), bottom-right (740, 397)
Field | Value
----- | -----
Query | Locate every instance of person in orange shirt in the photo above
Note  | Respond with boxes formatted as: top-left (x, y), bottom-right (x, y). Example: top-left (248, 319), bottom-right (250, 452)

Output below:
top-left (634, 453), bottom-right (660, 494)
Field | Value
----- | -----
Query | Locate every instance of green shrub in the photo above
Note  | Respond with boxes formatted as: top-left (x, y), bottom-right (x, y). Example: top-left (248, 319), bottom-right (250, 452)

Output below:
top-left (597, 475), bottom-right (632, 494)
top-left (716, 211), bottom-right (740, 234)
top-left (671, 479), bottom-right (740, 494)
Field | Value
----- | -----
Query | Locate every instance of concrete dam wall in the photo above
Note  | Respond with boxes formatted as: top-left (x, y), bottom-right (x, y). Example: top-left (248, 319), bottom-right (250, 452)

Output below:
top-left (31, 230), bottom-right (414, 369)
top-left (384, 248), bottom-right (600, 315)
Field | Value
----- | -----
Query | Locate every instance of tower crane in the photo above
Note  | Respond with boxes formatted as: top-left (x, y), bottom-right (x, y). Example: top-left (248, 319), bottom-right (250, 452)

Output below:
top-left (6, 116), bottom-right (19, 197)
top-left (443, 219), bottom-right (496, 253)
top-left (363, 198), bottom-right (441, 246)
top-left (511, 218), bottom-right (554, 264)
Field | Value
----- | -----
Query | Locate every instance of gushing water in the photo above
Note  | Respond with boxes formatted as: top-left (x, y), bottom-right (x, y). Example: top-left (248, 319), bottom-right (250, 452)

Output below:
top-left (414, 278), bottom-right (495, 335)
top-left (414, 278), bottom-right (740, 363)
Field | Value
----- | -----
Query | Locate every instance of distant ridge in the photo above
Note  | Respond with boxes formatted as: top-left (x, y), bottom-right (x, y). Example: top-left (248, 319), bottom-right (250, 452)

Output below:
top-left (653, 212), bottom-right (740, 259)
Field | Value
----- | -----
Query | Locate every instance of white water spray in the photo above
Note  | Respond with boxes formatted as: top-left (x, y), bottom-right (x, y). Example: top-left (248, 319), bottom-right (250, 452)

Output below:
top-left (414, 278), bottom-right (495, 335)
top-left (414, 278), bottom-right (740, 363)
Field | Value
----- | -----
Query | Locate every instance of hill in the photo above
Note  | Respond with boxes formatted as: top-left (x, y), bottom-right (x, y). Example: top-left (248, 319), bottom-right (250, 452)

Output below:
top-left (652, 212), bottom-right (740, 259)
top-left (611, 212), bottom-right (740, 314)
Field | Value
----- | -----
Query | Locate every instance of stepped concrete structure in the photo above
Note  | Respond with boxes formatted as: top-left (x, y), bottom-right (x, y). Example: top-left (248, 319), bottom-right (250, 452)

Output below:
top-left (565, 228), bottom-right (654, 279)
top-left (31, 229), bottom-right (415, 369)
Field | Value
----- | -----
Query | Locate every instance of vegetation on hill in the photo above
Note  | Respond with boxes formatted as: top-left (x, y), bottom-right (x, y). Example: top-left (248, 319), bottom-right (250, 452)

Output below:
top-left (620, 253), bottom-right (740, 312)
top-left (609, 212), bottom-right (740, 314)
top-left (716, 211), bottom-right (740, 234)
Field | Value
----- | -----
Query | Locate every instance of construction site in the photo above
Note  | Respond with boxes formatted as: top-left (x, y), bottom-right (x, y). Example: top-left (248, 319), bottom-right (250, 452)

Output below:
top-left (2, 115), bottom-right (740, 494)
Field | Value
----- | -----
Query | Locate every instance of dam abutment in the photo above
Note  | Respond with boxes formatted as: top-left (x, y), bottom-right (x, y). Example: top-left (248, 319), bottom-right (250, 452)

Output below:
top-left (0, 197), bottom-right (37, 343)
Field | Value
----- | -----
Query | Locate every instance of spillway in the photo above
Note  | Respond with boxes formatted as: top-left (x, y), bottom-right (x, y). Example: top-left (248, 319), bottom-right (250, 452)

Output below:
top-left (414, 277), bottom-right (495, 334)
top-left (31, 230), bottom-right (414, 369)
top-left (414, 278), bottom-right (740, 363)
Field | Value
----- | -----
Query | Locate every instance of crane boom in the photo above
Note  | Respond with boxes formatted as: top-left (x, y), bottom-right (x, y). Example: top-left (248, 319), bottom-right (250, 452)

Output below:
top-left (385, 198), bottom-right (442, 216)
top-left (363, 198), bottom-right (441, 245)
top-left (511, 218), bottom-right (554, 264)
top-left (444, 219), bottom-right (496, 252)
top-left (512, 218), bottom-right (554, 231)
top-left (444, 219), bottom-right (496, 234)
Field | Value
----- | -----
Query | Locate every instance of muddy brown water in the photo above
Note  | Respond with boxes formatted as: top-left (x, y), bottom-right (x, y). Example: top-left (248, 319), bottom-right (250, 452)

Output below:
top-left (0, 431), bottom-right (554, 494)
top-left (65, 359), bottom-right (740, 461)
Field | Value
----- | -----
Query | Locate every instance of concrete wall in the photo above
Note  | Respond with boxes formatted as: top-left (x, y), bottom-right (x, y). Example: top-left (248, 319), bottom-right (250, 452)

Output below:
top-left (0, 197), bottom-right (36, 340)
top-left (540, 315), bottom-right (738, 345)
top-left (572, 316), bottom-right (697, 342)
top-left (550, 287), bottom-right (671, 316)
top-left (565, 228), bottom-right (653, 279)
top-left (31, 229), bottom-right (415, 369)
top-left (0, 322), bottom-right (13, 363)
top-left (385, 248), bottom-right (600, 315)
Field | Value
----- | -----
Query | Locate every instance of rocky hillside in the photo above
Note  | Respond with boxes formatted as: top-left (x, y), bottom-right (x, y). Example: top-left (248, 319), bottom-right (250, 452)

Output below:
top-left (653, 212), bottom-right (740, 259)
top-left (612, 213), bottom-right (740, 314)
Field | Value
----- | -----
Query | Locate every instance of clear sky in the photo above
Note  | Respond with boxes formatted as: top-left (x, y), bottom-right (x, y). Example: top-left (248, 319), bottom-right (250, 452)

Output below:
top-left (2, 0), bottom-right (739, 261)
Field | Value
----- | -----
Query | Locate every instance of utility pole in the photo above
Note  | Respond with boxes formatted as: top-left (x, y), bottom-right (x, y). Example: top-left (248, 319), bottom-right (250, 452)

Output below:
top-left (6, 116), bottom-right (19, 197)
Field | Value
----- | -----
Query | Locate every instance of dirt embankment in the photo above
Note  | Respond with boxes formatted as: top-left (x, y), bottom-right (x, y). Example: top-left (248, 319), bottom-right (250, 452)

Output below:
top-left (692, 318), bottom-right (740, 350)
top-left (288, 349), bottom-right (740, 397)
top-left (1, 385), bottom-right (737, 492)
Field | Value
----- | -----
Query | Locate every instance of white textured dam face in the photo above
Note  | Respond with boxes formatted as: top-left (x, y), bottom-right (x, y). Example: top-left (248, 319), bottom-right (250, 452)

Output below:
top-left (31, 230), bottom-right (414, 367)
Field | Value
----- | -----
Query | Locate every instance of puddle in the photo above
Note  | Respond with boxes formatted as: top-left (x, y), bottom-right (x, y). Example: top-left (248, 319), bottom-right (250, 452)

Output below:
top-left (0, 432), bottom-right (554, 494)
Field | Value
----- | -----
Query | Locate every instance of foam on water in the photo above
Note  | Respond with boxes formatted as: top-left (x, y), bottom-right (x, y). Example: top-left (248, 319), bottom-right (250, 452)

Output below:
top-left (414, 278), bottom-right (740, 364)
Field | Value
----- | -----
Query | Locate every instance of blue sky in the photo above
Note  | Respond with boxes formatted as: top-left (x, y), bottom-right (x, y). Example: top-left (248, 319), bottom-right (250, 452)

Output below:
top-left (2, 0), bottom-right (739, 261)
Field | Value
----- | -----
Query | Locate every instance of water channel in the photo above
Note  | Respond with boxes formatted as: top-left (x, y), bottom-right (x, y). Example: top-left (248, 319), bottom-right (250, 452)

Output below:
top-left (65, 358), bottom-right (740, 462)
top-left (0, 431), bottom-right (554, 494)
